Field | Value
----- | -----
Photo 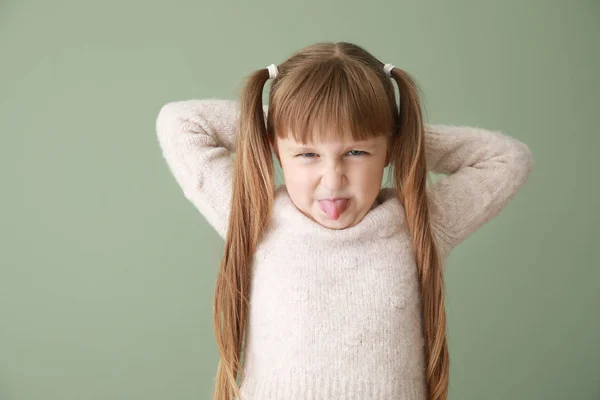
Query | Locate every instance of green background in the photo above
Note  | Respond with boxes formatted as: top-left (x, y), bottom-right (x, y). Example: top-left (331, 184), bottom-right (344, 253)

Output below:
top-left (1, 0), bottom-right (598, 399)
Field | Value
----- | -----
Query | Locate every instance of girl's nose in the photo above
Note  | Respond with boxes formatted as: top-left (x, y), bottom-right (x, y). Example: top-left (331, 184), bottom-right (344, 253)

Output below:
top-left (321, 164), bottom-right (346, 191)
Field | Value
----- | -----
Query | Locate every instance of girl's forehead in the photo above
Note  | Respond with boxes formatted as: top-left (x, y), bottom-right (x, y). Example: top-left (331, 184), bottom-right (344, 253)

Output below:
top-left (277, 135), bottom-right (385, 149)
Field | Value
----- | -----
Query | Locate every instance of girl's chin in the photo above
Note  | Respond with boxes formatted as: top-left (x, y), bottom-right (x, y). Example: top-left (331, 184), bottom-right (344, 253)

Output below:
top-left (315, 212), bottom-right (354, 230)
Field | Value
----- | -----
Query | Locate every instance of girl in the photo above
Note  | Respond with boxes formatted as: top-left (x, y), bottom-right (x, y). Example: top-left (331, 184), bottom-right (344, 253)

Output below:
top-left (155, 42), bottom-right (533, 400)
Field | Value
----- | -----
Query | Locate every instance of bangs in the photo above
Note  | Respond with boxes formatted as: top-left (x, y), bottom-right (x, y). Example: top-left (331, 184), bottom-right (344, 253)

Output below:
top-left (272, 61), bottom-right (395, 145)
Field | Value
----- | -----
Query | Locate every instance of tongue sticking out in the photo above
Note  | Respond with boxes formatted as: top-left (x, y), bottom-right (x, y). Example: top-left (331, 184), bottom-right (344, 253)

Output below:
top-left (318, 199), bottom-right (349, 220)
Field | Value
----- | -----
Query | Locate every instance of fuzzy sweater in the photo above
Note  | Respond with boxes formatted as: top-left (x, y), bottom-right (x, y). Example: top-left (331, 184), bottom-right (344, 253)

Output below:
top-left (155, 99), bottom-right (533, 400)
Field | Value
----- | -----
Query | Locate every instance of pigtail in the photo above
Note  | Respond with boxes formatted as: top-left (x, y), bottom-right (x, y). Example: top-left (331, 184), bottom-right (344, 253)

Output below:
top-left (389, 67), bottom-right (450, 400)
top-left (212, 68), bottom-right (275, 400)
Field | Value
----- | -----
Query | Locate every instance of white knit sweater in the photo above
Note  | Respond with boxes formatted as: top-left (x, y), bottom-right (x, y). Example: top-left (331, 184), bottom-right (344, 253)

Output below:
top-left (155, 99), bottom-right (533, 400)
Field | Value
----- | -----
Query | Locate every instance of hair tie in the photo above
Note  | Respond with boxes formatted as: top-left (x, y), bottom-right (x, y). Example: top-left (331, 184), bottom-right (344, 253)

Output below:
top-left (267, 64), bottom-right (278, 79)
top-left (383, 63), bottom-right (395, 77)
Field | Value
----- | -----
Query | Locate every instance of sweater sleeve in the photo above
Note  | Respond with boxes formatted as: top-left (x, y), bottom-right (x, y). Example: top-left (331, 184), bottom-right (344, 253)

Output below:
top-left (155, 98), bottom-right (269, 239)
top-left (423, 123), bottom-right (534, 261)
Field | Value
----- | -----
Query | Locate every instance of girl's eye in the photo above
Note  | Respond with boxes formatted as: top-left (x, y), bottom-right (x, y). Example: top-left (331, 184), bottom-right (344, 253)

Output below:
top-left (347, 150), bottom-right (367, 156)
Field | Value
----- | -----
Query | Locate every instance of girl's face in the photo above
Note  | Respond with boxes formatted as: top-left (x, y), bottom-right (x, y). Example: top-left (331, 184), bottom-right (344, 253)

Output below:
top-left (272, 133), bottom-right (391, 230)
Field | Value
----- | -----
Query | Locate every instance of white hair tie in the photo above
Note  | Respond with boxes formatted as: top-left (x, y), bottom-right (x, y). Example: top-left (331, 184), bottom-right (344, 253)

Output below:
top-left (267, 64), bottom-right (278, 79)
top-left (383, 63), bottom-right (395, 77)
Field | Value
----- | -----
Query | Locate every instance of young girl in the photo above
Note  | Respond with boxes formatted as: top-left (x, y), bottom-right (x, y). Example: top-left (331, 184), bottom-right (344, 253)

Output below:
top-left (155, 42), bottom-right (533, 400)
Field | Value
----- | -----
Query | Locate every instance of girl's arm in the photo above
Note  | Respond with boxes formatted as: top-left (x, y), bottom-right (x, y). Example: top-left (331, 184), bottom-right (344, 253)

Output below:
top-left (155, 98), bottom-right (268, 239)
top-left (423, 123), bottom-right (534, 260)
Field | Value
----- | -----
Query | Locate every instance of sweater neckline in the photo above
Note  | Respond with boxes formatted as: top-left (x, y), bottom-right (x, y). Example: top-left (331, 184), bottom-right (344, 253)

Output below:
top-left (271, 185), bottom-right (405, 242)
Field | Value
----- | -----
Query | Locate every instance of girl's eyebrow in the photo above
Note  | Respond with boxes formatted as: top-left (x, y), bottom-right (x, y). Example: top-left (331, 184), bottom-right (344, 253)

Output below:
top-left (291, 146), bottom-right (318, 152)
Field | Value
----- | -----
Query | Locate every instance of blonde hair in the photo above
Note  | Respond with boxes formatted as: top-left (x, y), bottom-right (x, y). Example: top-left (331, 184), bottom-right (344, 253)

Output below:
top-left (212, 41), bottom-right (449, 400)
